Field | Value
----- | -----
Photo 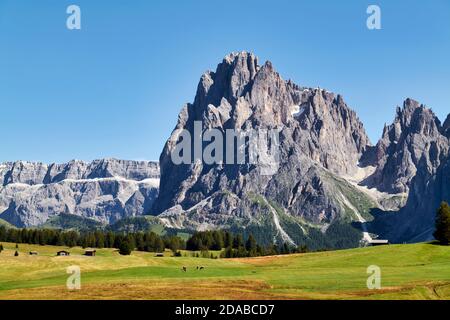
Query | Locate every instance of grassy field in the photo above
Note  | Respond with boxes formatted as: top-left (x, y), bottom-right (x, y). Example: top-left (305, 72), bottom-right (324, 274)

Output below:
top-left (0, 242), bottom-right (449, 300)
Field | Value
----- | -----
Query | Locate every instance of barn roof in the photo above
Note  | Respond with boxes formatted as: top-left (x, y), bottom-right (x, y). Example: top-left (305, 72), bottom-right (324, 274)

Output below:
top-left (370, 239), bottom-right (389, 244)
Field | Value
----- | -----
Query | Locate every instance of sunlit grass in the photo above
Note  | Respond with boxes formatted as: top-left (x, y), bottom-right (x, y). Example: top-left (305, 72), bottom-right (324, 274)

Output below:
top-left (0, 242), bottom-right (448, 299)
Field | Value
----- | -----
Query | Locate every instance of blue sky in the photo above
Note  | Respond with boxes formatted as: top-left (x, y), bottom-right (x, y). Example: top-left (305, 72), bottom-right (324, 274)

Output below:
top-left (1, 0), bottom-right (449, 163)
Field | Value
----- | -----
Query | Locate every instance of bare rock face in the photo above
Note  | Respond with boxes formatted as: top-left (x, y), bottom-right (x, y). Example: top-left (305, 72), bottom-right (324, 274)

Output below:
top-left (362, 98), bottom-right (448, 194)
top-left (2, 161), bottom-right (49, 186)
top-left (155, 52), bottom-right (450, 246)
top-left (155, 52), bottom-right (373, 246)
top-left (365, 100), bottom-right (450, 242)
top-left (293, 91), bottom-right (370, 175)
top-left (402, 151), bottom-right (450, 240)
top-left (368, 150), bottom-right (450, 243)
top-left (0, 159), bottom-right (159, 227)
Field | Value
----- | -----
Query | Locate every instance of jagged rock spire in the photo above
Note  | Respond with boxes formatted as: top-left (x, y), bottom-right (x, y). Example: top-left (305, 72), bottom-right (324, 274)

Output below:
top-left (362, 98), bottom-right (448, 194)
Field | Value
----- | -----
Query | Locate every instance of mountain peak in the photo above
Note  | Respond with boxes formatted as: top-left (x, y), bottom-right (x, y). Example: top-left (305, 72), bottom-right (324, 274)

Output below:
top-left (364, 98), bottom-right (447, 194)
top-left (403, 97), bottom-right (422, 108)
top-left (223, 51), bottom-right (258, 65)
top-left (194, 52), bottom-right (260, 108)
top-left (395, 98), bottom-right (423, 119)
top-left (156, 52), bottom-right (372, 218)
top-left (393, 98), bottom-right (441, 136)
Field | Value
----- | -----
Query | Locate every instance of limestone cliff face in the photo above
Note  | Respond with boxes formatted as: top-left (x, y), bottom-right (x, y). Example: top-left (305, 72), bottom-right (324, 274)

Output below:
top-left (155, 52), bottom-right (450, 245)
top-left (364, 100), bottom-right (449, 242)
top-left (362, 99), bottom-right (448, 195)
top-left (0, 159), bottom-right (159, 227)
top-left (154, 52), bottom-right (373, 245)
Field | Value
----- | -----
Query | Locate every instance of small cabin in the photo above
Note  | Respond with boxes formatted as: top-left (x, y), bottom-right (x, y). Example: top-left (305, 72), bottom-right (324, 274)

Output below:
top-left (56, 250), bottom-right (70, 256)
top-left (29, 251), bottom-right (38, 255)
top-left (85, 249), bottom-right (96, 256)
top-left (155, 253), bottom-right (164, 257)
top-left (369, 239), bottom-right (389, 246)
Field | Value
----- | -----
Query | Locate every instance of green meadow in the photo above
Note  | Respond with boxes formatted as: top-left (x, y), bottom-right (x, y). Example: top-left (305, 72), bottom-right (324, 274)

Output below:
top-left (0, 242), bottom-right (449, 300)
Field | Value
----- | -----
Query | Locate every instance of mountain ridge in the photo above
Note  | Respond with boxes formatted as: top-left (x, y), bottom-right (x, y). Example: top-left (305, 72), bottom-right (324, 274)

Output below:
top-left (154, 51), bottom-right (449, 246)
top-left (154, 51), bottom-right (380, 247)
top-left (0, 159), bottom-right (159, 227)
top-left (1, 51), bottom-right (448, 248)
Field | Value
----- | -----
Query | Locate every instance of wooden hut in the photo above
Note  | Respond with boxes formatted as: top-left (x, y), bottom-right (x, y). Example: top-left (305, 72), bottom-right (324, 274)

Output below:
top-left (84, 249), bottom-right (97, 256)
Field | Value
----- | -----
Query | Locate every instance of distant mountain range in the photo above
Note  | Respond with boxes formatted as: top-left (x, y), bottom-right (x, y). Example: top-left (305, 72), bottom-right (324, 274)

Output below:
top-left (1, 52), bottom-right (448, 249)
top-left (0, 159), bottom-right (159, 227)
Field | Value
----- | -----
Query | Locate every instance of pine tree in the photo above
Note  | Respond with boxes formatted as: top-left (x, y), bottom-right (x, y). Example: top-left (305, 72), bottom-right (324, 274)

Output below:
top-left (126, 234), bottom-right (136, 251)
top-left (211, 231), bottom-right (224, 250)
top-left (233, 234), bottom-right (243, 249)
top-left (94, 231), bottom-right (105, 248)
top-left (219, 246), bottom-right (230, 258)
top-left (224, 232), bottom-right (233, 248)
top-left (245, 234), bottom-right (257, 255)
top-left (118, 240), bottom-right (132, 255)
top-left (155, 237), bottom-right (165, 253)
top-left (135, 232), bottom-right (145, 251)
top-left (434, 202), bottom-right (450, 245)
top-left (55, 233), bottom-right (64, 246)
top-left (105, 231), bottom-right (115, 248)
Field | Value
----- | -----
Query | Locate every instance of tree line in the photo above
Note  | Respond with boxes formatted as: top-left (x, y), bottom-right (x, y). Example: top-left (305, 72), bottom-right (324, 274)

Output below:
top-left (0, 226), bottom-right (308, 257)
top-left (0, 227), bottom-right (186, 255)
top-left (186, 230), bottom-right (308, 258)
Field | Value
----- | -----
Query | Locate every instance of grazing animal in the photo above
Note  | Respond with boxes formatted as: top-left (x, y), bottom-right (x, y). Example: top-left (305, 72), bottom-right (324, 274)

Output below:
top-left (199, 266), bottom-right (204, 270)
top-left (182, 266), bottom-right (187, 272)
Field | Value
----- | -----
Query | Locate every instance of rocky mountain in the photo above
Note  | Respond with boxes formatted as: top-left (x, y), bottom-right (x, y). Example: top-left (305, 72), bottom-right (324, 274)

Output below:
top-left (154, 52), bottom-right (378, 248)
top-left (0, 159), bottom-right (159, 227)
top-left (361, 99), bottom-right (448, 194)
top-left (2, 52), bottom-right (448, 249)
top-left (154, 52), bottom-right (449, 247)
top-left (365, 103), bottom-right (449, 242)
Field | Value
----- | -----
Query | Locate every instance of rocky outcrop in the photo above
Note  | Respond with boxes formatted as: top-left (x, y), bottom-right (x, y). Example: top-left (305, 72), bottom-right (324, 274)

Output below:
top-left (362, 99), bottom-right (448, 194)
top-left (0, 159), bottom-right (159, 227)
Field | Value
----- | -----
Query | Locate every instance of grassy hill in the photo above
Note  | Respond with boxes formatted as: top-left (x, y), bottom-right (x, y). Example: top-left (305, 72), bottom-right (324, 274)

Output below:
top-left (0, 242), bottom-right (448, 299)
top-left (0, 218), bottom-right (15, 229)
top-left (39, 214), bottom-right (105, 231)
